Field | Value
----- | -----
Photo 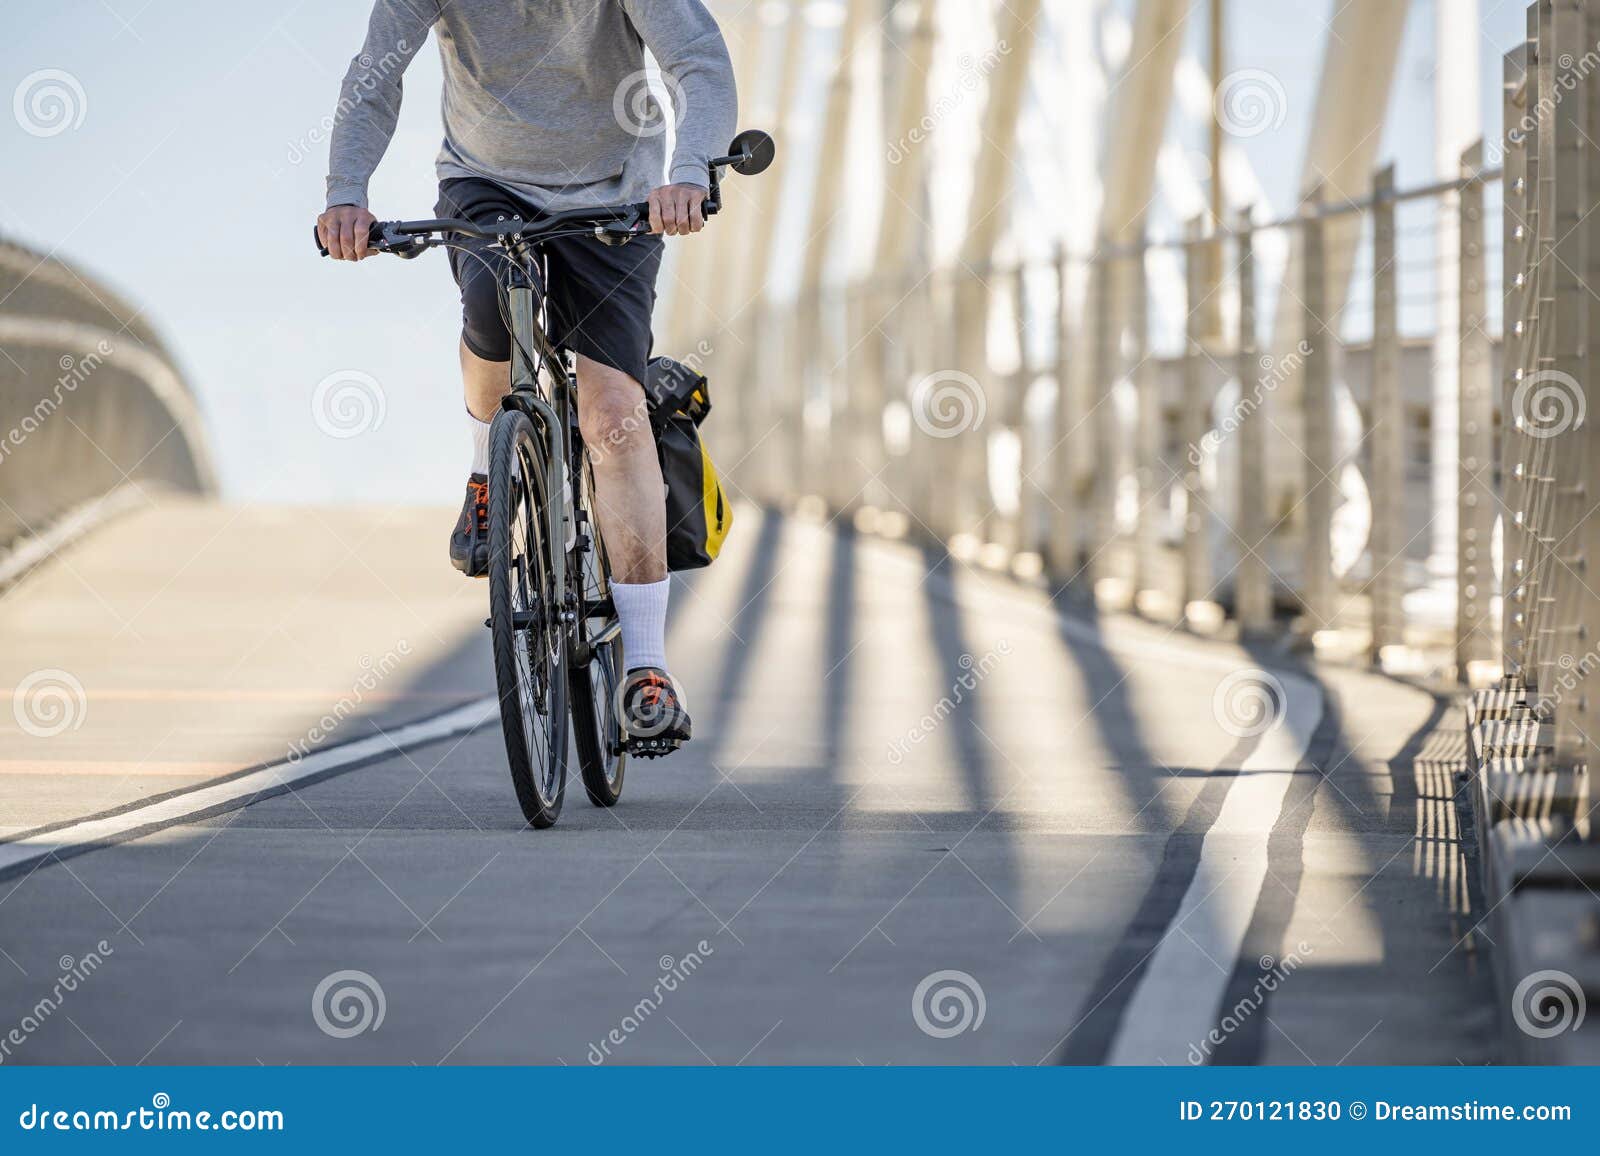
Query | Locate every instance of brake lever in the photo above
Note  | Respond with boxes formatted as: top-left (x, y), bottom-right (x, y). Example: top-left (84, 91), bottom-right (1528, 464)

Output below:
top-left (595, 205), bottom-right (653, 247)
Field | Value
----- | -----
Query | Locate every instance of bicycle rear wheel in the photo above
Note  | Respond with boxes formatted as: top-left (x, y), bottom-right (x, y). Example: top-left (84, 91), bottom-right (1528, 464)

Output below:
top-left (487, 409), bottom-right (568, 828)
top-left (570, 462), bottom-right (626, 806)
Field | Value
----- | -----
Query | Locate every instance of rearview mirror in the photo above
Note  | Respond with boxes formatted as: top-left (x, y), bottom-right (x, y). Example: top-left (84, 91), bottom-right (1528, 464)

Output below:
top-left (728, 129), bottom-right (776, 177)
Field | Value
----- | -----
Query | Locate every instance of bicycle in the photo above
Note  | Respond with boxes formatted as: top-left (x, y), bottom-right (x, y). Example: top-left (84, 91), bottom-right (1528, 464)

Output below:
top-left (315, 130), bottom-right (774, 828)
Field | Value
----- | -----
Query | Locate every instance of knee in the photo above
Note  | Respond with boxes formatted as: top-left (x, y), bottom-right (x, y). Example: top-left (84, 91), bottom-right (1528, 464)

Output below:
top-left (579, 367), bottom-right (652, 456)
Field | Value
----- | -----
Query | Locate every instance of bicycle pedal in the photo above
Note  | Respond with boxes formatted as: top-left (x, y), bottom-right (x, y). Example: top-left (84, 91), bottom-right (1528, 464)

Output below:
top-left (626, 737), bottom-right (683, 760)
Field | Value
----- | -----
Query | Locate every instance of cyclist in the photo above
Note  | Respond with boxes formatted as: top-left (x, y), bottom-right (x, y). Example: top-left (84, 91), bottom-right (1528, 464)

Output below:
top-left (316, 1), bottom-right (736, 755)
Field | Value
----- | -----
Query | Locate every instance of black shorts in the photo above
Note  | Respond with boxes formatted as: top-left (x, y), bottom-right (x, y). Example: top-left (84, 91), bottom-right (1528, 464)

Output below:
top-left (436, 177), bottom-right (664, 385)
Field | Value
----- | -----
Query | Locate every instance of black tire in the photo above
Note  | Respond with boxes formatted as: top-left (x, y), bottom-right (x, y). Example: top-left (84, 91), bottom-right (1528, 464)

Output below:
top-left (572, 632), bottom-right (626, 807)
top-left (570, 463), bottom-right (627, 807)
top-left (487, 409), bottom-right (568, 828)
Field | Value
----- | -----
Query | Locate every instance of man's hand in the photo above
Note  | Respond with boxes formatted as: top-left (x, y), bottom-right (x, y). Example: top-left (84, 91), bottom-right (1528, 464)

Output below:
top-left (317, 204), bottom-right (378, 261)
top-left (647, 184), bottom-right (708, 237)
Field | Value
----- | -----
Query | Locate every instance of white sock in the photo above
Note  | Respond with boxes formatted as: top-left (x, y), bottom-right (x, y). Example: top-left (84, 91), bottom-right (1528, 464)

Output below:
top-left (467, 410), bottom-right (491, 476)
top-left (612, 578), bottom-right (670, 672)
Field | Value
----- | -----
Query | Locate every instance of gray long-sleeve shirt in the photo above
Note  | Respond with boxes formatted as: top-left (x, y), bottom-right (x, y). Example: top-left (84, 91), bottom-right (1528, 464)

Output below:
top-left (325, 0), bottom-right (737, 212)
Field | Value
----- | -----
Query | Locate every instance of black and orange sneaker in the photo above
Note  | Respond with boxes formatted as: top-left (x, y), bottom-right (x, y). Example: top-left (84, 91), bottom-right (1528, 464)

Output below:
top-left (449, 473), bottom-right (490, 578)
top-left (617, 667), bottom-right (692, 758)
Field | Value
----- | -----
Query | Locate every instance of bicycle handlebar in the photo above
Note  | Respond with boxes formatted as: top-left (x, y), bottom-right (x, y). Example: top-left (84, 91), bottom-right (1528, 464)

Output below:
top-left (312, 203), bottom-right (653, 259)
top-left (314, 128), bottom-right (775, 259)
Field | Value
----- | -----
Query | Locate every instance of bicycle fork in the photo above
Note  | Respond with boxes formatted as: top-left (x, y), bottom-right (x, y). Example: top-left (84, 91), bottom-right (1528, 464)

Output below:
top-left (501, 278), bottom-right (570, 611)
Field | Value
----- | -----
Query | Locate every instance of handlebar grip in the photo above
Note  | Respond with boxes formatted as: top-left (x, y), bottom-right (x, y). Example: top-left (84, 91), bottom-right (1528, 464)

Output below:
top-left (314, 220), bottom-right (390, 258)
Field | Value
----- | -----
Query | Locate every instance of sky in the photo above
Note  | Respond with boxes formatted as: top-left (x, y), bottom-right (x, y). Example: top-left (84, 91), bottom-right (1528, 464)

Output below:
top-left (1, 0), bottom-right (1529, 504)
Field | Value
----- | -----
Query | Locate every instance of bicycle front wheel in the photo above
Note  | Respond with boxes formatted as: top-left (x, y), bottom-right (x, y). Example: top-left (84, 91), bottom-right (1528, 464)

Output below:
top-left (488, 409), bottom-right (568, 828)
top-left (569, 457), bottom-right (627, 807)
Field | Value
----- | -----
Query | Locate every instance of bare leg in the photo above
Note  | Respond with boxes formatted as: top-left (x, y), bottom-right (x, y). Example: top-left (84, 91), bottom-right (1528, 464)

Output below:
top-left (461, 340), bottom-right (508, 422)
top-left (574, 354), bottom-right (667, 585)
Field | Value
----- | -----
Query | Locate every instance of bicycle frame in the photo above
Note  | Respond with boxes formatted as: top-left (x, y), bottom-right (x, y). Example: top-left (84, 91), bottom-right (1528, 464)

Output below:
top-left (495, 237), bottom-right (622, 666)
top-left (498, 240), bottom-right (573, 612)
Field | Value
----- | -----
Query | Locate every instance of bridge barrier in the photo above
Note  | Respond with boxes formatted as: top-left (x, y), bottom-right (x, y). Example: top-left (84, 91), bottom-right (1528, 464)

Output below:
top-left (1463, 0), bottom-right (1600, 1064)
top-left (691, 0), bottom-right (1600, 1061)
top-left (0, 236), bottom-right (215, 583)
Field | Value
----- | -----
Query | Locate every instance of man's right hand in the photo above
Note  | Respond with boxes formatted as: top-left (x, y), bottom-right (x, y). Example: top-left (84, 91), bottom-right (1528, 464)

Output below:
top-left (317, 205), bottom-right (378, 261)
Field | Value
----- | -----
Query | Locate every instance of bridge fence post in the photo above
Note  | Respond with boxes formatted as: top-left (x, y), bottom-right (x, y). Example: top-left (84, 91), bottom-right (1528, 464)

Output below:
top-left (1047, 244), bottom-right (1080, 584)
top-left (1132, 243), bottom-right (1161, 607)
top-left (1301, 188), bottom-right (1336, 633)
top-left (1370, 164), bottom-right (1404, 662)
top-left (1501, 40), bottom-right (1533, 692)
top-left (1529, 0), bottom-right (1575, 736)
top-left (1234, 212), bottom-right (1273, 633)
top-left (1180, 216), bottom-right (1213, 619)
top-left (895, 269), bottom-right (930, 535)
top-left (1009, 262), bottom-right (1037, 559)
top-left (1549, 0), bottom-right (1600, 764)
top-left (1457, 141), bottom-right (1496, 683)
top-left (1089, 244), bottom-right (1121, 595)
top-left (796, 289), bottom-right (821, 506)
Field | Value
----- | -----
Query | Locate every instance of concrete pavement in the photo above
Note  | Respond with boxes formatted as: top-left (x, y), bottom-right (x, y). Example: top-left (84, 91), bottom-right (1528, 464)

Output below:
top-left (0, 502), bottom-right (1495, 1064)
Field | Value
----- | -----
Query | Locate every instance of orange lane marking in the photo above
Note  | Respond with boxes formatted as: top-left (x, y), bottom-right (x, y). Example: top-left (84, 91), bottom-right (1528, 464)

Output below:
top-left (0, 760), bottom-right (249, 777)
top-left (0, 689), bottom-right (471, 703)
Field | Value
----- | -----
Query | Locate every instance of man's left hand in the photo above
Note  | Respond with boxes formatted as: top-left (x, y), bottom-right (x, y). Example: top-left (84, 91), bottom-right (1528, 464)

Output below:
top-left (648, 184), bottom-right (708, 236)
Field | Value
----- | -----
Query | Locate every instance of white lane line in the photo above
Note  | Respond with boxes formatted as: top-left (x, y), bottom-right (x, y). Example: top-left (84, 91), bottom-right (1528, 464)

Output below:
top-left (1106, 674), bottom-right (1325, 1066)
top-left (0, 697), bottom-right (497, 878)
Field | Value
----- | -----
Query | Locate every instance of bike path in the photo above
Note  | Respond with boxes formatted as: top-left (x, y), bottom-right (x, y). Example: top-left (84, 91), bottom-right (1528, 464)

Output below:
top-left (0, 504), bottom-right (1494, 1064)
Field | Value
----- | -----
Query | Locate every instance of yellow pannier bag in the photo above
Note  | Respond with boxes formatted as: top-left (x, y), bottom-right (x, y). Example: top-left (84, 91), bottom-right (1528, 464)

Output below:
top-left (644, 357), bottom-right (733, 571)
